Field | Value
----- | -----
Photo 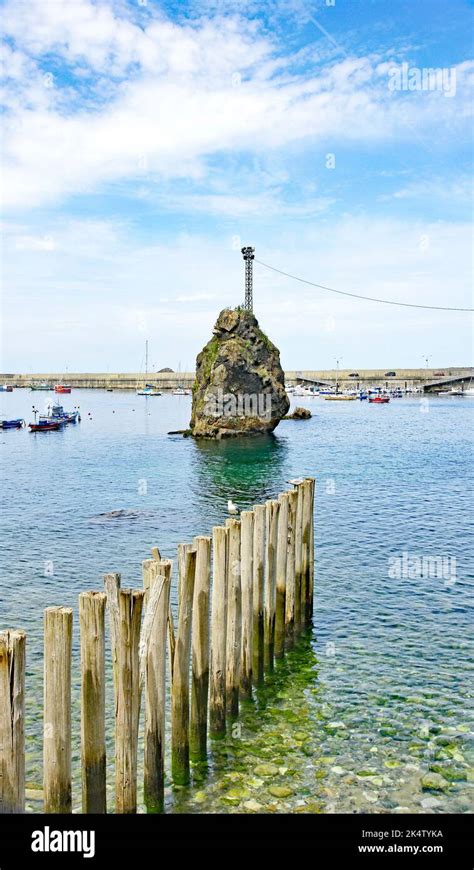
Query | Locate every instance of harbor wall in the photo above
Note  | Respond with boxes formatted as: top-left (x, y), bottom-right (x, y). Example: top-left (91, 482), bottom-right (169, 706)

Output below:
top-left (1, 368), bottom-right (472, 391)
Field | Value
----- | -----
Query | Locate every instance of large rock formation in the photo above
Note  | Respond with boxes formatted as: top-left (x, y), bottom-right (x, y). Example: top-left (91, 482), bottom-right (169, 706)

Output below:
top-left (190, 308), bottom-right (290, 438)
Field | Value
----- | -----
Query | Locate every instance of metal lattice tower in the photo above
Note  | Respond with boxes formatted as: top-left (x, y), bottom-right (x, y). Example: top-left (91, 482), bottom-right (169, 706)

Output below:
top-left (241, 246), bottom-right (255, 311)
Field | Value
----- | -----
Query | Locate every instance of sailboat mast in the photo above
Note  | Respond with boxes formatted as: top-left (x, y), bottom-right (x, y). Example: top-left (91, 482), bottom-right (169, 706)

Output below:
top-left (145, 340), bottom-right (148, 377)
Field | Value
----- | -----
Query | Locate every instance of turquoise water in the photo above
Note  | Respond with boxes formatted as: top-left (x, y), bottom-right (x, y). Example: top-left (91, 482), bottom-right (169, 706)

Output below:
top-left (0, 389), bottom-right (473, 813)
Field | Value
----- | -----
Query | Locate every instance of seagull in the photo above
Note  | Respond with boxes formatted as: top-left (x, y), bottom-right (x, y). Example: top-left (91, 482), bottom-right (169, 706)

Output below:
top-left (227, 499), bottom-right (239, 514)
top-left (288, 478), bottom-right (304, 486)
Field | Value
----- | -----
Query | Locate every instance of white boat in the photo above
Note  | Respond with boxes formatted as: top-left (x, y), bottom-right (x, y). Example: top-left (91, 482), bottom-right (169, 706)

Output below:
top-left (294, 386), bottom-right (317, 397)
top-left (171, 387), bottom-right (191, 396)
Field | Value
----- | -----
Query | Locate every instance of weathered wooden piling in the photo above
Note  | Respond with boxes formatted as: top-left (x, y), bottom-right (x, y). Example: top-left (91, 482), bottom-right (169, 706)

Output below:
top-left (285, 489), bottom-right (298, 647)
top-left (209, 525), bottom-right (228, 737)
top-left (171, 547), bottom-right (196, 785)
top-left (190, 535), bottom-right (211, 760)
top-left (240, 510), bottom-right (254, 698)
top-left (79, 592), bottom-right (106, 814)
top-left (264, 500), bottom-right (279, 670)
top-left (275, 492), bottom-right (289, 658)
top-left (301, 479), bottom-right (313, 622)
top-left (104, 575), bottom-right (144, 813)
top-left (252, 503), bottom-right (265, 685)
top-left (149, 556), bottom-right (176, 673)
top-left (307, 478), bottom-right (315, 618)
top-left (143, 564), bottom-right (171, 813)
top-left (294, 483), bottom-right (304, 630)
top-left (44, 606), bottom-right (73, 813)
top-left (225, 518), bottom-right (242, 717)
top-left (0, 629), bottom-right (26, 814)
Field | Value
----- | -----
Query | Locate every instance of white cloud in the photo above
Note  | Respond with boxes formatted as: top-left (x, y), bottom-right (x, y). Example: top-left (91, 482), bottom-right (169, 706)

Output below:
top-left (1, 0), bottom-right (472, 210)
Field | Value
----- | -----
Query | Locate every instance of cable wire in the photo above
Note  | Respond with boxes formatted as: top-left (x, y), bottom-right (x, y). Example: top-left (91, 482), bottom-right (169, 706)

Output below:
top-left (255, 259), bottom-right (474, 312)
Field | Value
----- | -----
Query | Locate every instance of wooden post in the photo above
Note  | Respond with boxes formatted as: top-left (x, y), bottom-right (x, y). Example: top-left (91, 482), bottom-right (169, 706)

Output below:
top-left (209, 525), bottom-right (227, 738)
top-left (178, 542), bottom-right (193, 609)
top-left (285, 489), bottom-right (298, 648)
top-left (142, 558), bottom-right (155, 600)
top-left (190, 535), bottom-right (211, 760)
top-left (79, 592), bottom-right (106, 814)
top-left (0, 630), bottom-right (25, 813)
top-left (146, 557), bottom-right (175, 674)
top-left (252, 504), bottom-right (265, 685)
top-left (225, 518), bottom-right (241, 718)
top-left (44, 607), bottom-right (73, 813)
top-left (275, 492), bottom-right (289, 658)
top-left (143, 567), bottom-right (171, 813)
top-left (240, 510), bottom-right (254, 698)
top-left (105, 575), bottom-right (144, 814)
top-left (171, 547), bottom-right (196, 785)
top-left (307, 478), bottom-right (315, 619)
top-left (294, 483), bottom-right (304, 633)
top-left (264, 500), bottom-right (279, 670)
top-left (302, 479), bottom-right (312, 623)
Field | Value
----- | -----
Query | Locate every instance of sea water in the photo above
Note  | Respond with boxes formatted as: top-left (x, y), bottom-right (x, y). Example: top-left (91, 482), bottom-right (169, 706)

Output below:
top-left (0, 389), bottom-right (472, 813)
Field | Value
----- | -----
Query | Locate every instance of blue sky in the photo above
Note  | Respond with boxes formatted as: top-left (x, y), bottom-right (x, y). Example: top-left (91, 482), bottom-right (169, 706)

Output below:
top-left (1, 0), bottom-right (473, 372)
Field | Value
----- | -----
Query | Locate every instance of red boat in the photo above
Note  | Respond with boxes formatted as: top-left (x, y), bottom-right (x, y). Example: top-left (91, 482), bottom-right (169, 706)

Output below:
top-left (369, 395), bottom-right (390, 404)
top-left (29, 420), bottom-right (64, 432)
top-left (55, 384), bottom-right (71, 394)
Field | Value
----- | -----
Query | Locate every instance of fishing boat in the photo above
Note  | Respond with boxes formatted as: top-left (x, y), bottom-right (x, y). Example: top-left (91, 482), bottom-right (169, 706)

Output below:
top-left (40, 402), bottom-right (80, 424)
top-left (29, 419), bottom-right (64, 432)
top-left (30, 383), bottom-right (52, 391)
top-left (369, 395), bottom-right (390, 404)
top-left (0, 418), bottom-right (25, 429)
top-left (1, 384), bottom-right (13, 392)
top-left (55, 384), bottom-right (71, 394)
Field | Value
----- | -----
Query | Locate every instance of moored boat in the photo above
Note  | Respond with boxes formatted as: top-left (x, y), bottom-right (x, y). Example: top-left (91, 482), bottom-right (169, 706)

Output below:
top-left (30, 383), bottom-right (52, 391)
top-left (55, 384), bottom-right (72, 394)
top-left (137, 383), bottom-right (162, 396)
top-left (1, 384), bottom-right (13, 392)
top-left (369, 395), bottom-right (390, 403)
top-left (0, 418), bottom-right (25, 429)
top-left (40, 402), bottom-right (80, 424)
top-left (325, 394), bottom-right (357, 401)
top-left (294, 386), bottom-right (317, 397)
top-left (29, 420), bottom-right (64, 431)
